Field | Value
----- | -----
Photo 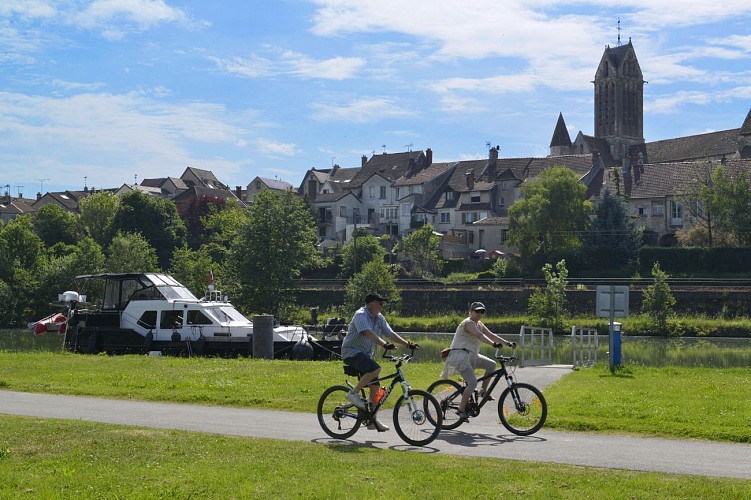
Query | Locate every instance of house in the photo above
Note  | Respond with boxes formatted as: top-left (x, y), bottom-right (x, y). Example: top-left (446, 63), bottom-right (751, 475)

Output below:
top-left (245, 176), bottom-right (294, 203)
top-left (140, 176), bottom-right (189, 198)
top-left (32, 189), bottom-right (96, 213)
top-left (0, 194), bottom-right (36, 224)
top-left (114, 184), bottom-right (164, 198)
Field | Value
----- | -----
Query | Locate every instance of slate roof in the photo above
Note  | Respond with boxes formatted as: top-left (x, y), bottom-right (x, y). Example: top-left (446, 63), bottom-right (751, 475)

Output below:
top-left (394, 162), bottom-right (456, 186)
top-left (644, 129), bottom-right (740, 164)
top-left (348, 151), bottom-right (423, 187)
top-left (550, 113), bottom-right (572, 147)
top-left (255, 177), bottom-right (293, 191)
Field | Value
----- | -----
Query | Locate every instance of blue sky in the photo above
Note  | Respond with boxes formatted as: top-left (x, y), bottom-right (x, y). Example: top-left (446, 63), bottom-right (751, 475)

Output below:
top-left (2, 1), bottom-right (750, 195)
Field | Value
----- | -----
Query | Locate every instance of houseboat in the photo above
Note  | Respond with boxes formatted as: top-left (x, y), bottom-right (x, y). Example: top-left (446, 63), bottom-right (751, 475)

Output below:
top-left (57, 272), bottom-right (340, 359)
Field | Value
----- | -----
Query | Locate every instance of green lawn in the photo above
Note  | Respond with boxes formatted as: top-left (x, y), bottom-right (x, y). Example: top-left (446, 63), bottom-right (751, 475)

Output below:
top-left (1, 416), bottom-right (748, 499)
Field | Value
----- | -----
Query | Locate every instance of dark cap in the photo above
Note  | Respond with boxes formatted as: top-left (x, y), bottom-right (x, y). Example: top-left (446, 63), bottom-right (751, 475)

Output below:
top-left (470, 301), bottom-right (486, 312)
top-left (364, 293), bottom-right (388, 304)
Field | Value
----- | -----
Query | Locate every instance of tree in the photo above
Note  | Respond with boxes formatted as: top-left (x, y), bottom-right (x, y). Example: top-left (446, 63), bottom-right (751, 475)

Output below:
top-left (78, 191), bottom-right (119, 247)
top-left (527, 259), bottom-right (568, 333)
top-left (110, 191), bottom-right (187, 269)
top-left (0, 216), bottom-right (46, 326)
top-left (344, 260), bottom-right (400, 314)
top-left (642, 262), bottom-right (676, 333)
top-left (180, 195), bottom-right (227, 249)
top-left (33, 204), bottom-right (79, 247)
top-left (170, 246), bottom-right (220, 299)
top-left (403, 224), bottom-right (442, 277)
top-left (233, 190), bottom-right (320, 318)
top-left (340, 231), bottom-right (386, 278)
top-left (584, 189), bottom-right (641, 267)
top-left (711, 166), bottom-right (751, 246)
top-left (105, 232), bottom-right (160, 273)
top-left (509, 166), bottom-right (592, 260)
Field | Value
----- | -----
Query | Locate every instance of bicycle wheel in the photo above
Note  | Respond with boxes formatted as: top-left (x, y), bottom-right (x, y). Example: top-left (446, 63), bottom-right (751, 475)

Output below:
top-left (497, 382), bottom-right (547, 436)
top-left (392, 389), bottom-right (442, 446)
top-left (317, 385), bottom-right (363, 439)
top-left (426, 379), bottom-right (465, 430)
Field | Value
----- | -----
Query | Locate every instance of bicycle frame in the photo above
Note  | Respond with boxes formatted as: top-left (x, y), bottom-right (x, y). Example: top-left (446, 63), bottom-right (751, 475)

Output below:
top-left (471, 357), bottom-right (516, 411)
top-left (346, 350), bottom-right (414, 417)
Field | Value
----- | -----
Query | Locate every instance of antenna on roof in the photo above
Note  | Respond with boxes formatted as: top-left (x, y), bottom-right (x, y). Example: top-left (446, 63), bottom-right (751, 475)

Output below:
top-left (14, 185), bottom-right (23, 196)
top-left (331, 156), bottom-right (336, 167)
top-left (36, 178), bottom-right (50, 194)
top-left (486, 141), bottom-right (491, 149)
top-left (84, 176), bottom-right (87, 189)
top-left (382, 144), bottom-right (387, 154)
top-left (404, 143), bottom-right (413, 152)
top-left (617, 17), bottom-right (621, 46)
top-left (134, 174), bottom-right (138, 185)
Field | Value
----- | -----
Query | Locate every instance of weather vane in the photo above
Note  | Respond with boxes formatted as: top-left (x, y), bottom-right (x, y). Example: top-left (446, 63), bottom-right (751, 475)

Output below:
top-left (617, 17), bottom-right (621, 46)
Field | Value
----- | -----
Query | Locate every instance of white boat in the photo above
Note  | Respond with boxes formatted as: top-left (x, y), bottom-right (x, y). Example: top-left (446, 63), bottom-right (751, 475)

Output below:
top-left (59, 272), bottom-right (339, 358)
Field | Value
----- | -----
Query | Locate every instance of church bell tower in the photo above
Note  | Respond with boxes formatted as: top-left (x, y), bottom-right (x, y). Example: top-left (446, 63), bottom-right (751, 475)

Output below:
top-left (593, 40), bottom-right (645, 161)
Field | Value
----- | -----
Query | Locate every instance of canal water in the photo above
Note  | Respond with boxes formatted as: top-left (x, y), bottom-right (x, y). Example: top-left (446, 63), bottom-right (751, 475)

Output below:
top-left (1, 329), bottom-right (749, 368)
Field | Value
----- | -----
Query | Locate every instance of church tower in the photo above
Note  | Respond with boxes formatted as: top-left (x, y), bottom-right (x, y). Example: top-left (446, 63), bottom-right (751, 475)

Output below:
top-left (593, 40), bottom-right (644, 161)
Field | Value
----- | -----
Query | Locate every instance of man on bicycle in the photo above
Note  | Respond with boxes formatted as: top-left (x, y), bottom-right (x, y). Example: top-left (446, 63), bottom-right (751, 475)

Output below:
top-left (342, 293), bottom-right (416, 432)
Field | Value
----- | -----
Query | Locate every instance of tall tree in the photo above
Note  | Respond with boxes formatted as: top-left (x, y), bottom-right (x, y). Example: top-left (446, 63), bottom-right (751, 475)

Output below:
top-left (403, 224), bottom-right (442, 277)
top-left (170, 246), bottom-right (220, 299)
top-left (180, 195), bottom-right (227, 249)
top-left (508, 166), bottom-right (592, 260)
top-left (340, 231), bottom-right (386, 278)
top-left (110, 191), bottom-right (187, 269)
top-left (78, 191), bottom-right (119, 247)
top-left (33, 204), bottom-right (79, 247)
top-left (711, 166), bottom-right (751, 247)
top-left (585, 189), bottom-right (641, 267)
top-left (105, 232), bottom-right (160, 273)
top-left (233, 190), bottom-right (319, 318)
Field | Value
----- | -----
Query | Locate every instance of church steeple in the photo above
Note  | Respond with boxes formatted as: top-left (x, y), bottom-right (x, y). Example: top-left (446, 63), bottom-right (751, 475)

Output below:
top-left (549, 112), bottom-right (572, 155)
top-left (593, 40), bottom-right (644, 161)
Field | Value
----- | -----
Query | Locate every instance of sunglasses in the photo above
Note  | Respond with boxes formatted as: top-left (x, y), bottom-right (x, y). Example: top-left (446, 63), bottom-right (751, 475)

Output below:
top-left (473, 309), bottom-right (486, 314)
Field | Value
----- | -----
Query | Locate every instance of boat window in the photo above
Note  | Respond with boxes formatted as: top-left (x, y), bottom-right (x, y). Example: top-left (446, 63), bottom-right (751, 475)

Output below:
top-left (158, 285), bottom-right (198, 301)
top-left (160, 310), bottom-right (184, 329)
top-left (137, 311), bottom-right (157, 329)
top-left (131, 285), bottom-right (161, 301)
top-left (217, 306), bottom-right (247, 322)
top-left (187, 310), bottom-right (213, 325)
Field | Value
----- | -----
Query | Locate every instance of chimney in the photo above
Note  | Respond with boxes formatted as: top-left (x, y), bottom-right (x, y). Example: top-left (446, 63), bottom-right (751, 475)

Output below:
top-left (465, 171), bottom-right (475, 190)
top-left (721, 154), bottom-right (727, 165)
top-left (362, 155), bottom-right (368, 167)
top-left (426, 148), bottom-right (433, 165)
top-left (37, 192), bottom-right (42, 200)
top-left (487, 145), bottom-right (499, 180)
top-left (235, 185), bottom-right (243, 200)
top-left (84, 185), bottom-right (88, 192)
top-left (332, 164), bottom-right (340, 174)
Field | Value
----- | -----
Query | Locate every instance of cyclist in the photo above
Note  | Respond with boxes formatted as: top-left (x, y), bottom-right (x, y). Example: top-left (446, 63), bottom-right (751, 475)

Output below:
top-left (441, 301), bottom-right (515, 422)
top-left (342, 293), bottom-right (417, 432)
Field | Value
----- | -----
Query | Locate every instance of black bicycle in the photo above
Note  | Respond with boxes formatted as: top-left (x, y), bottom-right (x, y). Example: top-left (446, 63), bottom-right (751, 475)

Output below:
top-left (427, 351), bottom-right (547, 435)
top-left (317, 347), bottom-right (443, 446)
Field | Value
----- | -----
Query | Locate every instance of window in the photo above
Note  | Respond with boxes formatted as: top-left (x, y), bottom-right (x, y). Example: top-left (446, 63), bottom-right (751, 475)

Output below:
top-left (499, 197), bottom-right (505, 207)
top-left (137, 311), bottom-right (157, 329)
top-left (339, 206), bottom-right (347, 217)
top-left (380, 186), bottom-right (387, 199)
top-left (187, 310), bottom-right (213, 325)
top-left (651, 204), bottom-right (664, 216)
top-left (470, 195), bottom-right (481, 203)
top-left (501, 181), bottom-right (509, 190)
top-left (440, 212), bottom-right (450, 223)
top-left (160, 310), bottom-right (184, 329)
top-left (256, 181), bottom-right (261, 189)
top-left (501, 229), bottom-right (509, 243)
top-left (369, 186), bottom-right (375, 199)
top-left (402, 203), bottom-right (411, 216)
top-left (445, 191), bottom-right (456, 201)
top-left (395, 188), bottom-right (401, 199)
top-left (638, 207), bottom-right (646, 216)
top-left (670, 201), bottom-right (683, 224)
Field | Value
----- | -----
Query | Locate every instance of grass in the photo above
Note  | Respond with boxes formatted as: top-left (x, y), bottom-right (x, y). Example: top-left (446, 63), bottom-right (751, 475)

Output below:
top-left (1, 352), bottom-right (750, 443)
top-left (0, 415), bottom-right (749, 499)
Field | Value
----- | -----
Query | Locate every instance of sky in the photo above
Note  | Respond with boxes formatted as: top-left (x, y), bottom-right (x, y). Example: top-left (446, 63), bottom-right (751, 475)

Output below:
top-left (1, 1), bottom-right (751, 196)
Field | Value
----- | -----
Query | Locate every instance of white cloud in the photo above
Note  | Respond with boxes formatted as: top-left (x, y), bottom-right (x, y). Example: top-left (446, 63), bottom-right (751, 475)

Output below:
top-left (0, 0), bottom-right (56, 18)
top-left (72, 0), bottom-right (188, 29)
top-left (309, 97), bottom-right (412, 123)
top-left (209, 50), bottom-right (365, 81)
top-left (254, 139), bottom-right (298, 157)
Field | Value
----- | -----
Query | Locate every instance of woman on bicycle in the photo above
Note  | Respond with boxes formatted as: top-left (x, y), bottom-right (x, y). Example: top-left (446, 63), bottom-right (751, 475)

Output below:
top-left (442, 302), bottom-right (515, 422)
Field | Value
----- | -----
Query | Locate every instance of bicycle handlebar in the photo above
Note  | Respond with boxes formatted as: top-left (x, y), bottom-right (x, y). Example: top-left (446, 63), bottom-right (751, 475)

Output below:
top-left (382, 345), bottom-right (418, 362)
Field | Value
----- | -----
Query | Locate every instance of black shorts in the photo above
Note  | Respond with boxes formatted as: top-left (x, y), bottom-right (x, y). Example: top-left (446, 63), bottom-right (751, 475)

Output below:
top-left (343, 352), bottom-right (380, 375)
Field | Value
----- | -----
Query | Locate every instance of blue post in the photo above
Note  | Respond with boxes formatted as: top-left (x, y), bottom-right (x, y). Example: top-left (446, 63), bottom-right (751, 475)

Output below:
top-left (610, 321), bottom-right (622, 369)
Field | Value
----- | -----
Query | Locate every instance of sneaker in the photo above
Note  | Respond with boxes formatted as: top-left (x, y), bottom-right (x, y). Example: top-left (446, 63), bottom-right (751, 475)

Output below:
top-left (345, 391), bottom-right (367, 410)
top-left (367, 418), bottom-right (389, 432)
top-left (455, 410), bottom-right (469, 423)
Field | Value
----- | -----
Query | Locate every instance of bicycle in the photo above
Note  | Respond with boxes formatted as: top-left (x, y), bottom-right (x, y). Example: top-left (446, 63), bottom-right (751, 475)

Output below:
top-left (427, 351), bottom-right (547, 435)
top-left (317, 347), bottom-right (443, 446)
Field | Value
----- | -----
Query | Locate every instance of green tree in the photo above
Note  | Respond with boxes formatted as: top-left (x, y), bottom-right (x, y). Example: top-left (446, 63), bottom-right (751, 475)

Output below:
top-left (180, 195), bottom-right (227, 249)
top-left (78, 191), bottom-right (119, 247)
top-left (0, 216), bottom-right (46, 326)
top-left (711, 166), bottom-right (751, 246)
top-left (403, 224), bottom-right (442, 277)
top-left (32, 204), bottom-right (79, 247)
top-left (105, 232), bottom-right (159, 273)
top-left (584, 189), bottom-right (641, 267)
top-left (509, 166), bottom-right (592, 260)
top-left (233, 190), bottom-right (319, 318)
top-left (340, 231), bottom-right (386, 278)
top-left (527, 259), bottom-right (568, 333)
top-left (344, 260), bottom-right (401, 314)
top-left (170, 246), bottom-right (220, 299)
top-left (642, 262), bottom-right (676, 333)
top-left (110, 191), bottom-right (187, 269)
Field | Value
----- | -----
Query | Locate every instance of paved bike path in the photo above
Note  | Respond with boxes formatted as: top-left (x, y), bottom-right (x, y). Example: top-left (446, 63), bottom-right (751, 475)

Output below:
top-left (1, 366), bottom-right (749, 480)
